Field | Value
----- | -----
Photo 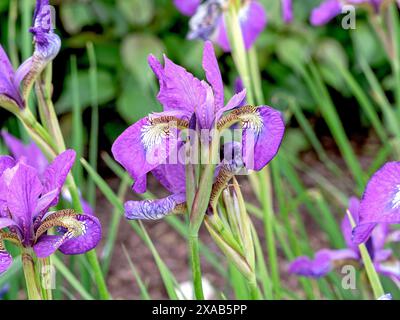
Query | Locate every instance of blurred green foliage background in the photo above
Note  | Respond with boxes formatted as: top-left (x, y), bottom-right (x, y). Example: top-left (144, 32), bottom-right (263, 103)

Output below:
top-left (0, 0), bottom-right (393, 159)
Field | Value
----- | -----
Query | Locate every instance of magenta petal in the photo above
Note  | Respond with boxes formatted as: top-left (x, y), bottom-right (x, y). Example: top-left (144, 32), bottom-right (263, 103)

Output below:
top-left (42, 150), bottom-right (76, 207)
top-left (125, 193), bottom-right (186, 220)
top-left (0, 46), bottom-right (22, 107)
top-left (196, 81), bottom-right (216, 129)
top-left (310, 0), bottom-right (342, 26)
top-left (353, 162), bottom-right (400, 244)
top-left (239, 1), bottom-right (267, 50)
top-left (34, 189), bottom-right (59, 217)
top-left (174, 0), bottom-right (200, 16)
top-left (242, 106), bottom-right (285, 171)
top-left (202, 41), bottom-right (224, 110)
top-left (0, 250), bottom-right (12, 275)
top-left (59, 215), bottom-right (102, 255)
top-left (112, 116), bottom-right (180, 193)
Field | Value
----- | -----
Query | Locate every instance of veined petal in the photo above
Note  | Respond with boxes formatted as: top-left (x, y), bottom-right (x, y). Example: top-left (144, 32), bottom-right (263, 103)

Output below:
top-left (241, 106), bottom-right (285, 171)
top-left (310, 0), bottom-right (342, 26)
top-left (7, 163), bottom-right (42, 244)
top-left (58, 214), bottom-right (101, 255)
top-left (1, 131), bottom-right (48, 176)
top-left (151, 163), bottom-right (186, 194)
top-left (0, 156), bottom-right (15, 177)
top-left (112, 115), bottom-right (183, 193)
top-left (0, 218), bottom-right (17, 229)
top-left (42, 150), bottom-right (75, 208)
top-left (353, 162), bottom-right (400, 244)
top-left (125, 193), bottom-right (186, 220)
top-left (202, 41), bottom-right (224, 110)
top-left (174, 0), bottom-right (201, 16)
top-left (149, 54), bottom-right (207, 113)
top-left (196, 81), bottom-right (216, 129)
top-left (289, 249), bottom-right (358, 278)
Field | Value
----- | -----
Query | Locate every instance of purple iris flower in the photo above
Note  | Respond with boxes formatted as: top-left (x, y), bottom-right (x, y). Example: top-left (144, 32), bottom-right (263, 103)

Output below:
top-left (0, 0), bottom-right (60, 111)
top-left (174, 0), bottom-right (267, 51)
top-left (281, 0), bottom-right (294, 24)
top-left (310, 0), bottom-right (397, 26)
top-left (0, 151), bottom-right (101, 274)
top-left (289, 197), bottom-right (400, 282)
top-left (1, 131), bottom-right (94, 216)
top-left (353, 162), bottom-right (400, 245)
top-left (112, 41), bottom-right (285, 220)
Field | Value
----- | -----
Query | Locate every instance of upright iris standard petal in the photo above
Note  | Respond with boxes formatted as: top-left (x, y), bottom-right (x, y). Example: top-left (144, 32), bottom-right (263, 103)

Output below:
top-left (241, 106), bottom-right (285, 171)
top-left (289, 249), bottom-right (359, 278)
top-left (174, 0), bottom-right (201, 16)
top-left (149, 55), bottom-right (206, 114)
top-left (353, 162), bottom-right (400, 244)
top-left (202, 41), bottom-right (224, 110)
top-left (41, 150), bottom-right (76, 208)
top-left (125, 193), bottom-right (186, 220)
top-left (310, 0), bottom-right (342, 26)
top-left (6, 163), bottom-right (42, 244)
top-left (1, 131), bottom-right (48, 176)
top-left (281, 0), bottom-right (293, 23)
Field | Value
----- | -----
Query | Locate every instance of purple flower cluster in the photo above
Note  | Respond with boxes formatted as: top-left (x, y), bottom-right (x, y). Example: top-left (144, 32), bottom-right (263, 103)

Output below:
top-left (173, 0), bottom-right (293, 52)
top-left (289, 162), bottom-right (400, 282)
top-left (112, 41), bottom-right (285, 220)
top-left (0, 151), bottom-right (101, 275)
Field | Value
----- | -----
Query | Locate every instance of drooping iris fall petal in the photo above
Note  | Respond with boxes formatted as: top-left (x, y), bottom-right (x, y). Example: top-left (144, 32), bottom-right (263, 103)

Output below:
top-left (242, 106), bottom-right (285, 171)
top-left (310, 0), bottom-right (342, 26)
top-left (353, 162), bottom-right (400, 244)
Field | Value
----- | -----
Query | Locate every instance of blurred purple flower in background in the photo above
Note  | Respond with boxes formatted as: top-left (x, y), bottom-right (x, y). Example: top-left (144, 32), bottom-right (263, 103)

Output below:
top-left (310, 0), bottom-right (399, 26)
top-left (353, 162), bottom-right (400, 245)
top-left (1, 131), bottom-right (94, 216)
top-left (112, 41), bottom-right (285, 220)
top-left (174, 0), bottom-right (267, 51)
top-left (0, 0), bottom-right (60, 111)
top-left (0, 151), bottom-right (101, 274)
top-left (289, 197), bottom-right (400, 282)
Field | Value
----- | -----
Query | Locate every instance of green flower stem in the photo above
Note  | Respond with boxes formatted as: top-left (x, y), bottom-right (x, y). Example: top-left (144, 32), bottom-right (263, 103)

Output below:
top-left (346, 211), bottom-right (384, 299)
top-left (189, 234), bottom-right (204, 300)
top-left (21, 248), bottom-right (42, 300)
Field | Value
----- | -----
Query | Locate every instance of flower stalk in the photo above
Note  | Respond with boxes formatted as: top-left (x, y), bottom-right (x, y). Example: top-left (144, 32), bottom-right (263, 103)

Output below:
top-left (21, 248), bottom-right (42, 300)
